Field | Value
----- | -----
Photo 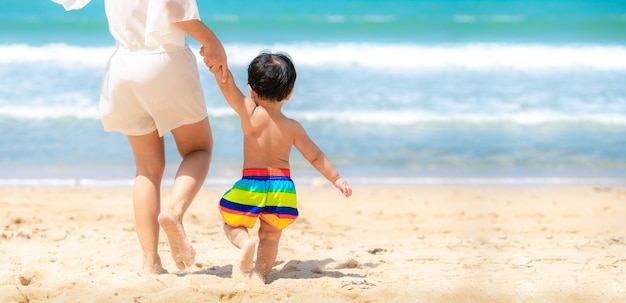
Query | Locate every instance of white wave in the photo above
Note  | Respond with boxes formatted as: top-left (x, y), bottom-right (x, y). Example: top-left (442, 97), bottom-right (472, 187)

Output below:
top-left (2, 104), bottom-right (625, 126)
top-left (287, 110), bottom-right (626, 126)
top-left (226, 43), bottom-right (626, 71)
top-left (0, 105), bottom-right (236, 120)
top-left (453, 14), bottom-right (525, 23)
top-left (2, 43), bottom-right (626, 71)
top-left (0, 105), bottom-right (99, 119)
top-left (0, 43), bottom-right (113, 66)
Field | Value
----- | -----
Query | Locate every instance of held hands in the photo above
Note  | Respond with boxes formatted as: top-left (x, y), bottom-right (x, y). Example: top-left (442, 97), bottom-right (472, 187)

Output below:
top-left (333, 177), bottom-right (352, 198)
top-left (200, 45), bottom-right (229, 83)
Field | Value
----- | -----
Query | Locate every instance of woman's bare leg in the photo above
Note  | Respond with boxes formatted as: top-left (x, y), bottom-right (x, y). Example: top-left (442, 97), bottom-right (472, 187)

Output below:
top-left (158, 118), bottom-right (213, 270)
top-left (223, 224), bottom-right (256, 274)
top-left (127, 130), bottom-right (166, 275)
top-left (255, 220), bottom-right (282, 277)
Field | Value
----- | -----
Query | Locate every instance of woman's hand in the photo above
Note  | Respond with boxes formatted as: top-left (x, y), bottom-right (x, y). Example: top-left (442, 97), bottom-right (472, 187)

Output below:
top-left (200, 45), bottom-right (229, 83)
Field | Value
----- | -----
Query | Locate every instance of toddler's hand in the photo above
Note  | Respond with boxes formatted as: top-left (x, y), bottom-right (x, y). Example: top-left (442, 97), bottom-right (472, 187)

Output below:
top-left (200, 46), bottom-right (229, 83)
top-left (333, 177), bottom-right (352, 198)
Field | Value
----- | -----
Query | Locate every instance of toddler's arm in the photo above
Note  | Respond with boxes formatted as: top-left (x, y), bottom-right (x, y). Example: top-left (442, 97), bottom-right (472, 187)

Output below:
top-left (294, 122), bottom-right (352, 197)
top-left (211, 67), bottom-right (251, 117)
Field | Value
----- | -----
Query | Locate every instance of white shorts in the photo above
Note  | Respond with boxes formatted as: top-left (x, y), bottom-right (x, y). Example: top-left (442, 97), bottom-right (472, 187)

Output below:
top-left (99, 47), bottom-right (208, 137)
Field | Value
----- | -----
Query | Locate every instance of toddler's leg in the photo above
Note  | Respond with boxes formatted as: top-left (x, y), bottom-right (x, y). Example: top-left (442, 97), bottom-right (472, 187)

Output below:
top-left (255, 220), bottom-right (282, 277)
top-left (223, 224), bottom-right (256, 274)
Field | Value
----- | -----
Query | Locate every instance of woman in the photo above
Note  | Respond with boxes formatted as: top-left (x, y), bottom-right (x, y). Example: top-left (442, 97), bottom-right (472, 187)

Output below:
top-left (53, 0), bottom-right (227, 274)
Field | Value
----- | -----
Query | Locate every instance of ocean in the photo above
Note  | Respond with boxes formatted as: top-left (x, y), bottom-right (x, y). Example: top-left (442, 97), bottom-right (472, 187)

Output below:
top-left (1, 0), bottom-right (625, 186)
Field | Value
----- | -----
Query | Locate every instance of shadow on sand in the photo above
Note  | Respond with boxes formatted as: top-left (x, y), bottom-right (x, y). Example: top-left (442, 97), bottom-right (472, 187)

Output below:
top-left (266, 258), bottom-right (366, 283)
top-left (172, 258), bottom-right (366, 284)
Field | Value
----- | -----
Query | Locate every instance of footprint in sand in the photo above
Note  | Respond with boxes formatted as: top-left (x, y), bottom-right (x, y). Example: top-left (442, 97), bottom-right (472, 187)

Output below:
top-left (341, 279), bottom-right (376, 290)
top-left (18, 275), bottom-right (31, 286)
top-left (326, 258), bottom-right (362, 269)
top-left (157, 212), bottom-right (195, 270)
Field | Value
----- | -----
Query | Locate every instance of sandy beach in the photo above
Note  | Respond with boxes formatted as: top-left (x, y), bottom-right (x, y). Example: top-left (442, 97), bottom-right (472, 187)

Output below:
top-left (1, 184), bottom-right (625, 303)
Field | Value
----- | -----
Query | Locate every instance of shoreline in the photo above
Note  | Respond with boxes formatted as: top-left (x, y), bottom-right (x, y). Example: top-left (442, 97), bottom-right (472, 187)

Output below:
top-left (1, 176), bottom-right (626, 188)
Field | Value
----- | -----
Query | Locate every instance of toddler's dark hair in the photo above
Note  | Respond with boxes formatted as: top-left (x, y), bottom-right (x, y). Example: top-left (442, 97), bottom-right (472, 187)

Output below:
top-left (247, 52), bottom-right (296, 102)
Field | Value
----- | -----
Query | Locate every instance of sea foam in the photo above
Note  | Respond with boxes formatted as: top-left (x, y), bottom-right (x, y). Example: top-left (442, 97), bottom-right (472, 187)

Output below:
top-left (2, 43), bottom-right (626, 71)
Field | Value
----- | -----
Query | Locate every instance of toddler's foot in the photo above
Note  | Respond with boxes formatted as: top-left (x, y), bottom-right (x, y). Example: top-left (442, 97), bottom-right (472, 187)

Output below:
top-left (158, 212), bottom-right (196, 270)
top-left (238, 238), bottom-right (256, 275)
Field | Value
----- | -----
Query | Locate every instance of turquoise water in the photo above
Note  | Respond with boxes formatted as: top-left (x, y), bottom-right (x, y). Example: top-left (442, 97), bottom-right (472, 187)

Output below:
top-left (1, 0), bottom-right (625, 185)
top-left (3, 0), bottom-right (626, 44)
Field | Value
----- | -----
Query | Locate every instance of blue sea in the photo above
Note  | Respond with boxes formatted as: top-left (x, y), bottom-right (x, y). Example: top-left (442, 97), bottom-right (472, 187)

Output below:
top-left (1, 0), bottom-right (626, 186)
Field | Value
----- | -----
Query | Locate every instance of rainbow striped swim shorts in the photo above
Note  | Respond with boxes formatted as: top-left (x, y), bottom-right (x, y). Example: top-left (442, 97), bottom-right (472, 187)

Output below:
top-left (219, 168), bottom-right (298, 230)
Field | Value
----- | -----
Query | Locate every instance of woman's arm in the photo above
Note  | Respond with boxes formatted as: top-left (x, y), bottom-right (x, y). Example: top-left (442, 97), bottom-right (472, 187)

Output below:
top-left (173, 19), bottom-right (228, 82)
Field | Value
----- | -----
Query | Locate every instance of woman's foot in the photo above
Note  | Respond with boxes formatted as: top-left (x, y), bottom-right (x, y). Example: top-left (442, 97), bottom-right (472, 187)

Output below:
top-left (158, 212), bottom-right (196, 270)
